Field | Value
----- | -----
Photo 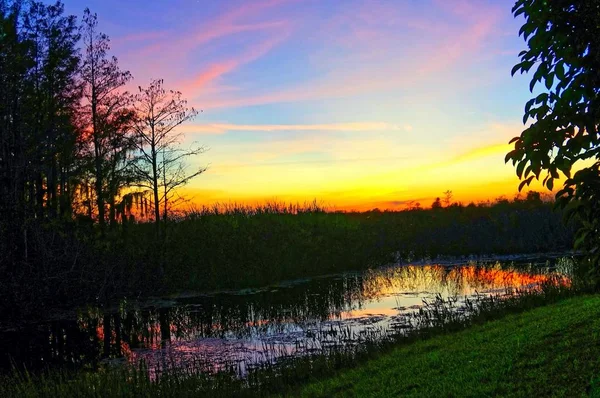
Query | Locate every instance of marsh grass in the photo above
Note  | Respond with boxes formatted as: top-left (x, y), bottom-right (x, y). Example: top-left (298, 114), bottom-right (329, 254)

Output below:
top-left (1, 198), bottom-right (576, 320)
top-left (0, 277), bottom-right (578, 397)
top-left (136, 198), bottom-right (576, 294)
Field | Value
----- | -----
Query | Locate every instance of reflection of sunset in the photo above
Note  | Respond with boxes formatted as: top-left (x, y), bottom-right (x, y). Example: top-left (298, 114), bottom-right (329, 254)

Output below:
top-left (91, 323), bottom-right (132, 359)
top-left (77, 263), bottom-right (569, 377)
top-left (447, 265), bottom-right (569, 290)
top-left (341, 265), bottom-right (567, 319)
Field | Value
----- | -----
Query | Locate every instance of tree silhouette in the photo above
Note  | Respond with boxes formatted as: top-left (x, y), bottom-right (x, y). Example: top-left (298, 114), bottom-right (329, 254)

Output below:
top-left (130, 79), bottom-right (204, 237)
top-left (21, 1), bottom-right (80, 219)
top-left (443, 190), bottom-right (453, 208)
top-left (506, 0), bottom-right (600, 273)
top-left (80, 8), bottom-right (133, 231)
top-left (1, 1), bottom-right (81, 265)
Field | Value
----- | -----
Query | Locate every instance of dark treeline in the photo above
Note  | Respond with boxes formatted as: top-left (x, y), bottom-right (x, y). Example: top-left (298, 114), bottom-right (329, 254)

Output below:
top-left (0, 1), bottom-right (577, 321)
top-left (0, 1), bottom-right (201, 318)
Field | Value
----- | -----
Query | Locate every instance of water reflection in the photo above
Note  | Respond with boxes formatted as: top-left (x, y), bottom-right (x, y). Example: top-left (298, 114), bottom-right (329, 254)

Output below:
top-left (0, 262), bottom-right (567, 375)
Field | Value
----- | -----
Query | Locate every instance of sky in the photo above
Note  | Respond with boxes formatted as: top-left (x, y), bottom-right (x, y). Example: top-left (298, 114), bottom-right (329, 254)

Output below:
top-left (61, 0), bottom-right (541, 211)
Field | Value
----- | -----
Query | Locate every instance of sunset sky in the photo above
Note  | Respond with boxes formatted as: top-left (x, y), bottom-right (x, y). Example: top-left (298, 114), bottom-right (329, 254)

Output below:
top-left (61, 0), bottom-right (541, 211)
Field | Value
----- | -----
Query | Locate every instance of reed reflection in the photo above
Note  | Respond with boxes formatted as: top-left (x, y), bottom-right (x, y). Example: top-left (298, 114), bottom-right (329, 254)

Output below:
top-left (0, 263), bottom-right (566, 375)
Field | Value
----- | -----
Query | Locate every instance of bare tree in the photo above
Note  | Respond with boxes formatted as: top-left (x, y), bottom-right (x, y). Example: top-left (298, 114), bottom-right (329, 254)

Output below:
top-left (130, 79), bottom-right (205, 236)
top-left (443, 190), bottom-right (453, 208)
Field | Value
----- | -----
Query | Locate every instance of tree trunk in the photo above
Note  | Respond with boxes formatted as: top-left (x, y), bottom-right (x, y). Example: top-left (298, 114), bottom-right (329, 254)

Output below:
top-left (94, 151), bottom-right (104, 230)
top-left (108, 196), bottom-right (116, 228)
top-left (48, 160), bottom-right (57, 218)
top-left (92, 92), bottom-right (105, 232)
top-left (151, 144), bottom-right (160, 238)
top-left (102, 312), bottom-right (111, 358)
top-left (35, 173), bottom-right (44, 219)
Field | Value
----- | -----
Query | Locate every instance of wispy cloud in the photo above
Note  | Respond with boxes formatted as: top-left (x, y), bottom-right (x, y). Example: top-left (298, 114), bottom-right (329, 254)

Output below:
top-left (97, 0), bottom-right (522, 210)
top-left (452, 142), bottom-right (511, 163)
top-left (178, 122), bottom-right (413, 135)
top-left (132, 0), bottom-right (291, 54)
top-left (195, 1), bottom-right (502, 109)
top-left (185, 33), bottom-right (291, 91)
top-left (111, 31), bottom-right (169, 46)
top-left (115, 0), bottom-right (294, 88)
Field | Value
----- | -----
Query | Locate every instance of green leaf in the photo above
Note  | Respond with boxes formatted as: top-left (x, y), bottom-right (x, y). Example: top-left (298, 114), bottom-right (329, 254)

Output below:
top-left (517, 161), bottom-right (526, 178)
top-left (505, 150), bottom-right (517, 163)
top-left (518, 176), bottom-right (534, 192)
top-left (535, 93), bottom-right (548, 104)
top-left (574, 229), bottom-right (590, 249)
top-left (525, 98), bottom-right (536, 114)
top-left (512, 0), bottom-right (525, 14)
top-left (555, 61), bottom-right (565, 80)
top-left (529, 77), bottom-right (537, 92)
top-left (514, 7), bottom-right (526, 17)
top-left (511, 63), bottom-right (522, 76)
top-left (545, 72), bottom-right (554, 90)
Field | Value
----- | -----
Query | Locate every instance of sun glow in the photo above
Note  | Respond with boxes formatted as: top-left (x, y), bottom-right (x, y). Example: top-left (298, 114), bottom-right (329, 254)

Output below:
top-left (64, 0), bottom-right (548, 211)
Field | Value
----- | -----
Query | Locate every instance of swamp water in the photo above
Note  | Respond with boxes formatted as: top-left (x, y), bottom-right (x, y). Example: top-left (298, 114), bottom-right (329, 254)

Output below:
top-left (0, 257), bottom-right (570, 378)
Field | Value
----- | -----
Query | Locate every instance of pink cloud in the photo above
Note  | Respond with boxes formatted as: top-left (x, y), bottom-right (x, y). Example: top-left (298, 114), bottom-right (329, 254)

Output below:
top-left (128, 0), bottom-right (292, 60)
top-left (185, 32), bottom-right (290, 93)
top-left (416, 14), bottom-right (500, 77)
top-left (193, 0), bottom-right (503, 109)
top-left (114, 0), bottom-right (504, 113)
top-left (111, 0), bottom-right (296, 97)
top-left (111, 31), bottom-right (168, 46)
top-left (192, 63), bottom-right (239, 91)
top-left (433, 0), bottom-right (490, 20)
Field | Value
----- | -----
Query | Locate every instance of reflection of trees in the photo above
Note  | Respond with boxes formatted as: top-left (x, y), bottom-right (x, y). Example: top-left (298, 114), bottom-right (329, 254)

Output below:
top-left (85, 265), bottom-right (558, 356)
top-left (0, 263), bottom-right (561, 371)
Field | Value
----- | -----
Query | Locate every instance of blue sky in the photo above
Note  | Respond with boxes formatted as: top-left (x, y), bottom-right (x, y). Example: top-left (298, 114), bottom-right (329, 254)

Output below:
top-left (61, 0), bottom-right (537, 210)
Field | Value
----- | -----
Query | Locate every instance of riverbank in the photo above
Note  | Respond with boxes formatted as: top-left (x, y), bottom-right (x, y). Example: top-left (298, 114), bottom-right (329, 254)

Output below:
top-left (298, 294), bottom-right (600, 397)
top-left (0, 285), bottom-right (589, 397)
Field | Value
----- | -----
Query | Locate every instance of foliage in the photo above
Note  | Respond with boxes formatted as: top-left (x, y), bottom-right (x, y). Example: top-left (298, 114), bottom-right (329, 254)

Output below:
top-left (79, 8), bottom-right (134, 230)
top-left (506, 0), bottom-right (600, 278)
top-left (0, 0), bottom-right (82, 269)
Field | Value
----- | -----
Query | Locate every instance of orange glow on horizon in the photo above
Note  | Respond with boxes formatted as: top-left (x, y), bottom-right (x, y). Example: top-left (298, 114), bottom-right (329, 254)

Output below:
top-left (176, 126), bottom-right (565, 212)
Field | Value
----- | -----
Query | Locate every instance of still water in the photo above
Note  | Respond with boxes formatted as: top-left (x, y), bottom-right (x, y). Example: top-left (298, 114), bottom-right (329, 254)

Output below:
top-left (0, 258), bottom-right (568, 376)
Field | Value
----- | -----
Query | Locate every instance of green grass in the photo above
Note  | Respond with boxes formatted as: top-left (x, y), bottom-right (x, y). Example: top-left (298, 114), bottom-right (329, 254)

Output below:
top-left (298, 294), bottom-right (600, 397)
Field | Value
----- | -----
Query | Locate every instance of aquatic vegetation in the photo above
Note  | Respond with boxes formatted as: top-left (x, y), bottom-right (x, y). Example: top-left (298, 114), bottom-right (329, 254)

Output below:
top-left (0, 273), bottom-right (577, 397)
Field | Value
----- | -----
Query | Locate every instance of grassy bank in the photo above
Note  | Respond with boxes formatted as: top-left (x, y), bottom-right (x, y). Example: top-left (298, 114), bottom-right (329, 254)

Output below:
top-left (299, 294), bottom-right (600, 397)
